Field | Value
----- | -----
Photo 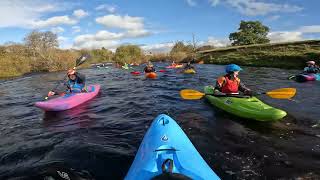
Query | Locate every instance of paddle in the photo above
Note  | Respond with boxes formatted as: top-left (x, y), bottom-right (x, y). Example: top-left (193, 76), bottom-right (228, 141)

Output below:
top-left (180, 88), bottom-right (296, 100)
top-left (44, 54), bottom-right (90, 100)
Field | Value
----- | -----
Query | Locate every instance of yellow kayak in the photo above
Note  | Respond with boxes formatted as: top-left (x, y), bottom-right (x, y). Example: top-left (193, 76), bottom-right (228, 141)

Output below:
top-left (183, 69), bottom-right (196, 74)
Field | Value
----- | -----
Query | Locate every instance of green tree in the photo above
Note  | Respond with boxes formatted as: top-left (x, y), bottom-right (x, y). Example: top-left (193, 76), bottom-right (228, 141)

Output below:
top-left (114, 45), bottom-right (143, 64)
top-left (91, 48), bottom-right (113, 63)
top-left (229, 20), bottom-right (270, 46)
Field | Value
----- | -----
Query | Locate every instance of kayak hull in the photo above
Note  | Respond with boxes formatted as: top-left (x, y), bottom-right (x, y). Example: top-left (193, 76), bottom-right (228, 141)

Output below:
top-left (35, 84), bottom-right (100, 111)
top-left (145, 72), bottom-right (157, 79)
top-left (204, 86), bottom-right (286, 121)
top-left (125, 114), bottom-right (220, 180)
top-left (183, 69), bottom-right (196, 74)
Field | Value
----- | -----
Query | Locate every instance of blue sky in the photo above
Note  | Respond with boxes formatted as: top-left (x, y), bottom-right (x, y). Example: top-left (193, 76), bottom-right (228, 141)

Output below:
top-left (0, 0), bottom-right (319, 52)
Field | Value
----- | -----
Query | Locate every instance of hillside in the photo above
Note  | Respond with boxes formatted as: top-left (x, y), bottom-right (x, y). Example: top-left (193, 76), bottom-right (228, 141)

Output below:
top-left (197, 40), bottom-right (320, 69)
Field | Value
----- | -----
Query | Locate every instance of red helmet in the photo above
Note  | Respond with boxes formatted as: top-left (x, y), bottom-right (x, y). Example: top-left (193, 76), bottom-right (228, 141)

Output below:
top-left (306, 61), bottom-right (315, 65)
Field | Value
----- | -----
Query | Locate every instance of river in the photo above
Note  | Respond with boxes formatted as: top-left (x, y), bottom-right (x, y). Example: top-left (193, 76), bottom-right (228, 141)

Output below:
top-left (0, 63), bottom-right (319, 179)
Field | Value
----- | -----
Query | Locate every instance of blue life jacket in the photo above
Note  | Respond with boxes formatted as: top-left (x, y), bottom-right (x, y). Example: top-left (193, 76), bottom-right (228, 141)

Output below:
top-left (67, 78), bottom-right (85, 93)
top-left (304, 67), bottom-right (319, 74)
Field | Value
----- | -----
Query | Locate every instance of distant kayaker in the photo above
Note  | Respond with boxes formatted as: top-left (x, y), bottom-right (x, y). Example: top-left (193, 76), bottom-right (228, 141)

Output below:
top-left (47, 68), bottom-right (86, 97)
top-left (303, 61), bottom-right (319, 74)
top-left (144, 62), bottom-right (156, 73)
top-left (213, 64), bottom-right (252, 96)
top-left (184, 62), bottom-right (194, 70)
top-left (171, 61), bottom-right (177, 66)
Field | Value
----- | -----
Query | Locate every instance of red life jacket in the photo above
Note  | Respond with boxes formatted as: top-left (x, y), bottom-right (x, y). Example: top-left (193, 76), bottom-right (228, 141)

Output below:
top-left (220, 75), bottom-right (240, 93)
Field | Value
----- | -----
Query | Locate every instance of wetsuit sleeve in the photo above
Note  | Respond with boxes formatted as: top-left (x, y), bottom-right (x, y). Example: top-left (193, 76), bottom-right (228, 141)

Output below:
top-left (75, 72), bottom-right (86, 84)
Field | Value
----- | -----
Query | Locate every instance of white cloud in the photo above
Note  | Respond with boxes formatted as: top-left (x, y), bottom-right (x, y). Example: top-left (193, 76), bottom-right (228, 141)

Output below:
top-left (202, 36), bottom-right (230, 47)
top-left (141, 42), bottom-right (174, 53)
top-left (72, 27), bottom-right (151, 50)
top-left (209, 0), bottom-right (220, 6)
top-left (96, 15), bottom-right (145, 30)
top-left (72, 26), bottom-right (81, 33)
top-left (298, 25), bottom-right (320, 33)
top-left (73, 9), bottom-right (88, 19)
top-left (95, 4), bottom-right (117, 13)
top-left (58, 36), bottom-right (68, 42)
top-left (268, 31), bottom-right (303, 43)
top-left (186, 0), bottom-right (197, 7)
top-left (30, 15), bottom-right (77, 28)
top-left (266, 15), bottom-right (280, 21)
top-left (210, 0), bottom-right (303, 16)
top-left (51, 26), bottom-right (64, 33)
top-left (0, 0), bottom-right (73, 28)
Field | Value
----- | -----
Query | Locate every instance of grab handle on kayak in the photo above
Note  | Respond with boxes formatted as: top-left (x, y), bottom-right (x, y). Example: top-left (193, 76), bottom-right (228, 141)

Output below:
top-left (161, 159), bottom-right (174, 173)
top-left (155, 148), bottom-right (178, 152)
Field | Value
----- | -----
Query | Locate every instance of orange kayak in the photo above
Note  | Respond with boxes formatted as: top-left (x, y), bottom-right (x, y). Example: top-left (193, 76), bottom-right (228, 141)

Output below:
top-left (145, 72), bottom-right (157, 79)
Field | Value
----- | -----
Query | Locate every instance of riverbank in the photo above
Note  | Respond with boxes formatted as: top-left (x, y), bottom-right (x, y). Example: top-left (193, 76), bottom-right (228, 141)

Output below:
top-left (197, 40), bottom-right (320, 69)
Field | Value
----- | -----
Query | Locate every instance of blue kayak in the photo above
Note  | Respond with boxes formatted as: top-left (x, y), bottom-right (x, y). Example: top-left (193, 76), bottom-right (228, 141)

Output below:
top-left (125, 114), bottom-right (220, 180)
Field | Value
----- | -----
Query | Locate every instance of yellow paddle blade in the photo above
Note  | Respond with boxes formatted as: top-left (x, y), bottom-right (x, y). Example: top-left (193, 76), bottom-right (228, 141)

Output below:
top-left (266, 88), bottom-right (296, 99)
top-left (180, 89), bottom-right (205, 100)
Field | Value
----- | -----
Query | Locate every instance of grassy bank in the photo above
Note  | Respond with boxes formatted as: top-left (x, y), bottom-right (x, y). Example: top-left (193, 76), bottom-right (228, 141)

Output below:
top-left (197, 40), bottom-right (320, 69)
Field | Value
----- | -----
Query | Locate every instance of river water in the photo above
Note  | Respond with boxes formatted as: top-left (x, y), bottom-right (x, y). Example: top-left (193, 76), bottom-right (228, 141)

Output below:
top-left (0, 63), bottom-right (319, 179)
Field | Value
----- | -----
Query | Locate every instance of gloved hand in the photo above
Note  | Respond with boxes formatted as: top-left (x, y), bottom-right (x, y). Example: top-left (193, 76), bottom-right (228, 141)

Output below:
top-left (47, 91), bottom-right (56, 97)
top-left (244, 90), bottom-right (253, 96)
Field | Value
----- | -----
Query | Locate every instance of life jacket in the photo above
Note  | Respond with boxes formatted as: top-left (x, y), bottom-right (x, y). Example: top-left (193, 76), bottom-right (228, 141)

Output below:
top-left (304, 66), bottom-right (318, 73)
top-left (219, 75), bottom-right (240, 93)
top-left (67, 78), bottom-right (85, 93)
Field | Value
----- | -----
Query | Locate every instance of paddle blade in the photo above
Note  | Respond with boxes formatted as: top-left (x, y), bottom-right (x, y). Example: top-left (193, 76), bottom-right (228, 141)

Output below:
top-left (266, 88), bottom-right (296, 99)
top-left (76, 54), bottom-right (90, 66)
top-left (180, 89), bottom-right (205, 100)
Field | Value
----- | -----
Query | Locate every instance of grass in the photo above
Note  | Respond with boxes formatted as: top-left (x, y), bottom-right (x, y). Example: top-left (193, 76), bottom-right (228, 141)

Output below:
top-left (197, 40), bottom-right (320, 69)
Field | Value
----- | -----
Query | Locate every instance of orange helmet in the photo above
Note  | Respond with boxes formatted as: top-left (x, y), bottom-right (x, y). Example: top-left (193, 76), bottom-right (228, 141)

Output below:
top-left (67, 69), bottom-right (76, 75)
top-left (306, 61), bottom-right (315, 65)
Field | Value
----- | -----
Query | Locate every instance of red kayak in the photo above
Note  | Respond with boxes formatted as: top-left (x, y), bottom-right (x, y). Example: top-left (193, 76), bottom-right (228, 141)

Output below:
top-left (131, 71), bottom-right (141, 75)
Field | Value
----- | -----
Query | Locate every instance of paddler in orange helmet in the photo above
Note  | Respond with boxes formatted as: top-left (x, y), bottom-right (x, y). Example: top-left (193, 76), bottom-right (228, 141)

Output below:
top-left (47, 68), bottom-right (87, 97)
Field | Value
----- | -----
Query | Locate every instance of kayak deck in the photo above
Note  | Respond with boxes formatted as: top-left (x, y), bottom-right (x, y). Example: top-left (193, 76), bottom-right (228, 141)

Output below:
top-left (125, 114), bottom-right (220, 180)
top-left (204, 86), bottom-right (286, 121)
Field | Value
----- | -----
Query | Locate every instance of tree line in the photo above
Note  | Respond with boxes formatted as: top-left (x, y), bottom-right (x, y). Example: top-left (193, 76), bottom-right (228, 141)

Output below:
top-left (1, 20), bottom-right (272, 78)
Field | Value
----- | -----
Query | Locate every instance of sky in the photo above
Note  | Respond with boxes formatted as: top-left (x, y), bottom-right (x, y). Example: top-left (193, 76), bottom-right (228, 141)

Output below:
top-left (0, 0), bottom-right (319, 52)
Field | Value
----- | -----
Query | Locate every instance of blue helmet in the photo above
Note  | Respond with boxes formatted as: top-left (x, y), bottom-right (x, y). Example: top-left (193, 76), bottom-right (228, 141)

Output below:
top-left (225, 64), bottom-right (242, 73)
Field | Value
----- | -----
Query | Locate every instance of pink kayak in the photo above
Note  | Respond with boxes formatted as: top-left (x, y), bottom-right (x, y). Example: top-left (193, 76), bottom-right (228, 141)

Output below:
top-left (35, 84), bottom-right (100, 111)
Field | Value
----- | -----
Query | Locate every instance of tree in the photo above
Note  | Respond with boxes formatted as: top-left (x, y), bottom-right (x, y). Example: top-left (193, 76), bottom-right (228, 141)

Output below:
top-left (229, 20), bottom-right (270, 46)
top-left (24, 30), bottom-right (58, 53)
top-left (170, 41), bottom-right (193, 55)
top-left (114, 45), bottom-right (143, 64)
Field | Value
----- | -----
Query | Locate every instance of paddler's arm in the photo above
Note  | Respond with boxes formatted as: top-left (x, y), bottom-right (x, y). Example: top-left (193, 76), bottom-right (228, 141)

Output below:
top-left (239, 82), bottom-right (253, 96)
top-left (212, 77), bottom-right (226, 95)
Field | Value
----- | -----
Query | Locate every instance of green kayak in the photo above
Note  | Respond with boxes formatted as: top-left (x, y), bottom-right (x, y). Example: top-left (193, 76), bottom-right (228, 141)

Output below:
top-left (204, 86), bottom-right (287, 121)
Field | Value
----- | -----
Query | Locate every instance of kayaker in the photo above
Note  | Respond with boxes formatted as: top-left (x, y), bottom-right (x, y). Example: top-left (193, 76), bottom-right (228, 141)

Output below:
top-left (171, 61), bottom-right (177, 66)
top-left (144, 62), bottom-right (156, 73)
top-left (184, 62), bottom-right (194, 70)
top-left (303, 61), bottom-right (319, 73)
top-left (47, 69), bottom-right (86, 97)
top-left (213, 64), bottom-right (252, 96)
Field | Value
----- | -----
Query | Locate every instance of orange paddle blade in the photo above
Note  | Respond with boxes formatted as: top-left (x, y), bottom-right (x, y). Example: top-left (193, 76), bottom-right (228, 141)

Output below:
top-left (266, 88), bottom-right (296, 99)
top-left (180, 89), bottom-right (205, 100)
